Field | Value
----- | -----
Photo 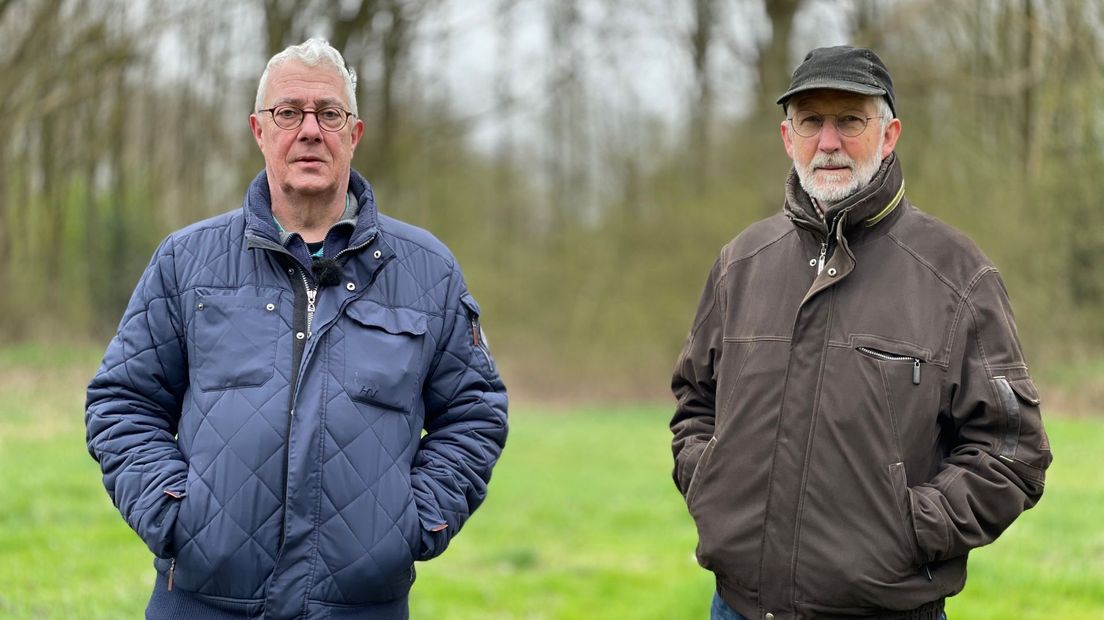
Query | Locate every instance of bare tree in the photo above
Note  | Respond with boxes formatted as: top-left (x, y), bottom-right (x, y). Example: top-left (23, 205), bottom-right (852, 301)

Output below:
top-left (686, 0), bottom-right (720, 192)
top-left (756, 0), bottom-right (802, 113)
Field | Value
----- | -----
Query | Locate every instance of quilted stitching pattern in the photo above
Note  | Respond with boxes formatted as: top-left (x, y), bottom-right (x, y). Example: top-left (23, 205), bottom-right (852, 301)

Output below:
top-left (86, 172), bottom-right (508, 615)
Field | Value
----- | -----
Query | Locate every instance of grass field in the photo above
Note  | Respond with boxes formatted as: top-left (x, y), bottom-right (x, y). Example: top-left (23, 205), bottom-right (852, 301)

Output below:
top-left (1, 345), bottom-right (1101, 619)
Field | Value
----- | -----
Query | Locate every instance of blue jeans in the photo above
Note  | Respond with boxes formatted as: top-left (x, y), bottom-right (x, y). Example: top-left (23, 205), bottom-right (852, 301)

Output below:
top-left (709, 592), bottom-right (948, 620)
top-left (710, 592), bottom-right (749, 620)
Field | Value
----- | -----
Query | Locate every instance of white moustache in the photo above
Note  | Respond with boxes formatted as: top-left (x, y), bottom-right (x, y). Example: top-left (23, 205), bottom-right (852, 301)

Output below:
top-left (810, 153), bottom-right (855, 170)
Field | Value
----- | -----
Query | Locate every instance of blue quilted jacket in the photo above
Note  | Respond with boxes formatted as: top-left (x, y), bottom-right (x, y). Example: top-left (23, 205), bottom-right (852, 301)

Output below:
top-left (86, 171), bottom-right (508, 619)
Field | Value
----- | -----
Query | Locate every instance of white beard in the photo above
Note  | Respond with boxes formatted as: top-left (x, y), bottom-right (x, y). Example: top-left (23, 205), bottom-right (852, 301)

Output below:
top-left (795, 133), bottom-right (886, 204)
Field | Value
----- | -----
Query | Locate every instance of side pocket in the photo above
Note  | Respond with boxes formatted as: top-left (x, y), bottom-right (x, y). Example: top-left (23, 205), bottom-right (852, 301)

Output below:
top-left (145, 484), bottom-right (186, 560)
top-left (412, 493), bottom-right (450, 562)
top-left (888, 461), bottom-right (919, 566)
top-left (154, 488), bottom-right (186, 527)
top-left (169, 466), bottom-right (195, 554)
top-left (685, 436), bottom-right (718, 508)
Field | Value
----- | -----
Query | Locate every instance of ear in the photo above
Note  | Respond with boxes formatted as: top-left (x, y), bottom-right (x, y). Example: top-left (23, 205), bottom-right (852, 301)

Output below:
top-left (781, 118), bottom-right (795, 160)
top-left (880, 117), bottom-right (901, 158)
top-left (249, 114), bottom-right (264, 150)
top-left (349, 117), bottom-right (365, 149)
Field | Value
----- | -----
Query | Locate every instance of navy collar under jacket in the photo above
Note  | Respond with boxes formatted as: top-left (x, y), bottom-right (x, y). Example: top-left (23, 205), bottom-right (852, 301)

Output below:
top-left (243, 169), bottom-right (382, 275)
top-left (783, 151), bottom-right (906, 247)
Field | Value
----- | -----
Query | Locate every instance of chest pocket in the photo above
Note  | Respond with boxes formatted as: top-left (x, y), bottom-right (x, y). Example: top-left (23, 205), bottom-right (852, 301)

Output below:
top-left (192, 294), bottom-right (280, 391)
top-left (343, 300), bottom-right (429, 412)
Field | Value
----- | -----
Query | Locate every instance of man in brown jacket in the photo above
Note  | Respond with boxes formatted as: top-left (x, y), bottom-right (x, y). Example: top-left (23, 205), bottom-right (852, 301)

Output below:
top-left (670, 46), bottom-right (1051, 620)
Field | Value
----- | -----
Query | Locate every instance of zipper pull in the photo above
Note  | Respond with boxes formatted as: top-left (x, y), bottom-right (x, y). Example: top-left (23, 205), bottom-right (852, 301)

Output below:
top-left (167, 558), bottom-right (176, 591)
top-left (305, 286), bottom-right (317, 338)
top-left (913, 359), bottom-right (921, 385)
top-left (817, 241), bottom-right (828, 275)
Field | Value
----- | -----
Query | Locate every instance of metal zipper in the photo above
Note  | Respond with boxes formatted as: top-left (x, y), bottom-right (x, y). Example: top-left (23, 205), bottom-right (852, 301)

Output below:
top-left (276, 267), bottom-right (317, 554)
top-left (816, 214), bottom-right (841, 275)
top-left (290, 233), bottom-right (377, 393)
top-left (333, 234), bottom-right (376, 262)
top-left (857, 346), bottom-right (922, 385)
top-left (299, 269), bottom-right (317, 340)
top-left (275, 236), bottom-right (376, 553)
top-left (167, 558), bottom-right (175, 591)
top-left (301, 233), bottom-right (377, 342)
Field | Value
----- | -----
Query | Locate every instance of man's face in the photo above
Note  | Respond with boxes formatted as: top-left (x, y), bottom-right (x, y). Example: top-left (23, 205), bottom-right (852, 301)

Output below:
top-left (249, 60), bottom-right (364, 201)
top-left (780, 89), bottom-right (901, 203)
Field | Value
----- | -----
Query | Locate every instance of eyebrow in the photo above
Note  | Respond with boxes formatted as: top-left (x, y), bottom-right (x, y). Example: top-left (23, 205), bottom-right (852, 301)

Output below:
top-left (271, 96), bottom-right (346, 108)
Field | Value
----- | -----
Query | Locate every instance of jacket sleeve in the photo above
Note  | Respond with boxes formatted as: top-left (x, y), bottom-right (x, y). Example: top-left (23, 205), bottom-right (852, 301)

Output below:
top-left (412, 266), bottom-right (508, 561)
top-left (670, 257), bottom-right (724, 497)
top-left (85, 236), bottom-right (189, 559)
top-left (910, 268), bottom-right (1052, 563)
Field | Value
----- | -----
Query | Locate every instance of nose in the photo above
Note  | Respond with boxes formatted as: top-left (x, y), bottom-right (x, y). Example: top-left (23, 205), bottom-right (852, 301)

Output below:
top-left (816, 120), bottom-right (842, 152)
top-left (297, 111), bottom-right (323, 141)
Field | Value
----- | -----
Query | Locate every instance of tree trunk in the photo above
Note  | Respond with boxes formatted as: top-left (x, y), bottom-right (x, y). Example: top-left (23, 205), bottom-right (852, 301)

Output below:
top-left (263, 0), bottom-right (296, 57)
top-left (757, 0), bottom-right (801, 115)
top-left (688, 0), bottom-right (717, 194)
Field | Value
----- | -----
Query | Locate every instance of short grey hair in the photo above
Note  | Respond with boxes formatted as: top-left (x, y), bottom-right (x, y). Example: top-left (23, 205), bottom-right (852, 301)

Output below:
top-left (255, 38), bottom-right (358, 115)
top-left (872, 96), bottom-right (894, 129)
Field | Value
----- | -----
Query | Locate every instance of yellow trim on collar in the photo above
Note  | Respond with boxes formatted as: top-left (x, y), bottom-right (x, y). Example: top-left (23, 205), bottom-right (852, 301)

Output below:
top-left (864, 181), bottom-right (905, 227)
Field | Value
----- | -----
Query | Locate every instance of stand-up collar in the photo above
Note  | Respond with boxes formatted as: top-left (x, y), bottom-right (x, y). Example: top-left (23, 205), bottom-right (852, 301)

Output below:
top-left (784, 152), bottom-right (906, 240)
top-left (244, 169), bottom-right (382, 258)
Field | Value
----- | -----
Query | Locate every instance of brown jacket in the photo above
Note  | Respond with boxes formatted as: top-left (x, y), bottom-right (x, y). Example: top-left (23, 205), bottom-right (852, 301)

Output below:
top-left (671, 154), bottom-right (1051, 619)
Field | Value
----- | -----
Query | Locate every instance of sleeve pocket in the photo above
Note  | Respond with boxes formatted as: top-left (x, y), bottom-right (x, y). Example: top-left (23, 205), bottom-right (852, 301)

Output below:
top-left (993, 375), bottom-right (1043, 463)
top-left (459, 292), bottom-right (496, 375)
top-left (1008, 377), bottom-right (1040, 406)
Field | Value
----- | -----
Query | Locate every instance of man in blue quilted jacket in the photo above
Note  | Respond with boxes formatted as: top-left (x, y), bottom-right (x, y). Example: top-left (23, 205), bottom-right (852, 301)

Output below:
top-left (86, 38), bottom-right (508, 619)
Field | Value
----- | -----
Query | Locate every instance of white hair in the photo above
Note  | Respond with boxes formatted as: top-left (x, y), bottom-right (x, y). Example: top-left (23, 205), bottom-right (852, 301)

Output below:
top-left (255, 38), bottom-right (358, 115)
top-left (872, 96), bottom-right (894, 128)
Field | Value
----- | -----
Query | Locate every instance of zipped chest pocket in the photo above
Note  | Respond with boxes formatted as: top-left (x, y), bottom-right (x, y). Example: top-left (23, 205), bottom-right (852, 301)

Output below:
top-left (852, 334), bottom-right (932, 386)
top-left (857, 346), bottom-right (924, 385)
top-left (848, 334), bottom-right (941, 483)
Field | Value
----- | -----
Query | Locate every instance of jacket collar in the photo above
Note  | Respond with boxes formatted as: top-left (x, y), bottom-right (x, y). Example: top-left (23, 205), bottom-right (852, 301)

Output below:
top-left (783, 152), bottom-right (906, 241)
top-left (243, 169), bottom-right (382, 255)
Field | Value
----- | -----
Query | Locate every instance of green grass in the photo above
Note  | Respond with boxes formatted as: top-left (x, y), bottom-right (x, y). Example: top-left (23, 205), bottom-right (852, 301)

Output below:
top-left (409, 406), bottom-right (712, 619)
top-left (1, 346), bottom-right (1101, 618)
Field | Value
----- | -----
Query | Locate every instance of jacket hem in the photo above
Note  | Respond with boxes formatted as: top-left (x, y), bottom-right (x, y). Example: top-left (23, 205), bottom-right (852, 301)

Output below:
top-left (146, 572), bottom-right (410, 620)
top-left (716, 581), bottom-right (945, 620)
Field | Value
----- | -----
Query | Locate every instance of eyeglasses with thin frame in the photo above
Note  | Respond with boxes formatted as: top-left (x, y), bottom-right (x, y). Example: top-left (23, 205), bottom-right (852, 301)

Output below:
top-left (257, 104), bottom-right (356, 132)
top-left (787, 110), bottom-right (878, 138)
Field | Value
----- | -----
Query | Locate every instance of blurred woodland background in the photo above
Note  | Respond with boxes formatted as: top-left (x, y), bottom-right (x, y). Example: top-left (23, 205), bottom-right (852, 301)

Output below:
top-left (2, 0), bottom-right (1102, 404)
